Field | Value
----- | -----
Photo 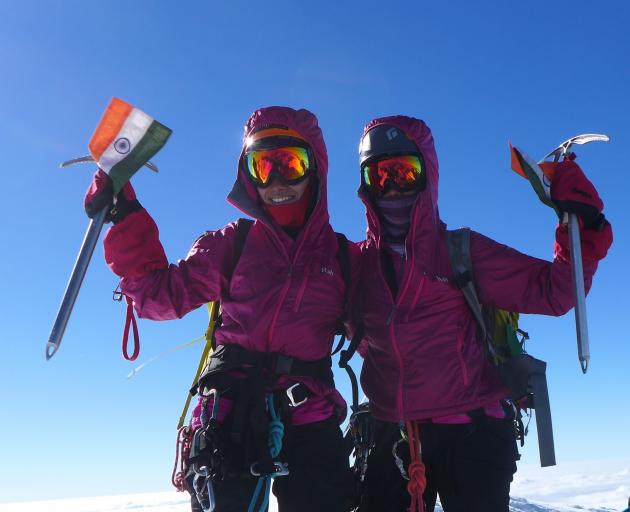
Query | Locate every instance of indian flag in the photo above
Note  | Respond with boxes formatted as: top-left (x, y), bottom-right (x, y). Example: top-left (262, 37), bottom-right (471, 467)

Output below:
top-left (89, 98), bottom-right (172, 194)
top-left (509, 143), bottom-right (560, 218)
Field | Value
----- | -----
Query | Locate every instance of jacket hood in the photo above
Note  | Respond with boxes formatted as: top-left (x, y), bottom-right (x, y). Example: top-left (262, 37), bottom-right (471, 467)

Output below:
top-left (358, 115), bottom-right (441, 244)
top-left (228, 106), bottom-right (329, 230)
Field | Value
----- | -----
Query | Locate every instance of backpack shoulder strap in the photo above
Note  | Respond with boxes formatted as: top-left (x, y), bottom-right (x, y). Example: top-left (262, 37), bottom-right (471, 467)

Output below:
top-left (335, 232), bottom-right (351, 315)
top-left (227, 218), bottom-right (253, 281)
top-left (445, 228), bottom-right (488, 343)
top-left (208, 218), bottom-right (253, 350)
top-left (178, 220), bottom-right (252, 429)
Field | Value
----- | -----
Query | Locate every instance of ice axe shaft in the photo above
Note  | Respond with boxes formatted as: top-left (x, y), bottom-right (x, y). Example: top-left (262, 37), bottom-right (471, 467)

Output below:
top-left (567, 211), bottom-right (589, 373)
top-left (540, 133), bottom-right (609, 374)
top-left (46, 207), bottom-right (107, 360)
top-left (549, 142), bottom-right (589, 373)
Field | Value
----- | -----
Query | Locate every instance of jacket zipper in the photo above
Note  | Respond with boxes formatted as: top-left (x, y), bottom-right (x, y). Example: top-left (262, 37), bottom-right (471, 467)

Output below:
top-left (377, 250), bottom-right (405, 419)
top-left (266, 219), bottom-right (313, 350)
top-left (293, 269), bottom-right (309, 312)
top-left (378, 200), bottom-right (421, 420)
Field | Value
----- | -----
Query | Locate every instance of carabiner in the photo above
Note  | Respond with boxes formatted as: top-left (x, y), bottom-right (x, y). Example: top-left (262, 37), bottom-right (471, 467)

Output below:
top-left (199, 388), bottom-right (220, 428)
top-left (392, 438), bottom-right (409, 480)
top-left (193, 472), bottom-right (216, 512)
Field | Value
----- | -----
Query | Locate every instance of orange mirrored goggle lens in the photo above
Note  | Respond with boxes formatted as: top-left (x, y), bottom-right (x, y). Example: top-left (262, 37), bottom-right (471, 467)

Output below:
top-left (362, 155), bottom-right (424, 193)
top-left (246, 146), bottom-right (312, 186)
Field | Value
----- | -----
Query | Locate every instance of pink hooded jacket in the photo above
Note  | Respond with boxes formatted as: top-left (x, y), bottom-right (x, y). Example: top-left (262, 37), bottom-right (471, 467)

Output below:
top-left (356, 115), bottom-right (612, 423)
top-left (102, 106), bottom-right (359, 423)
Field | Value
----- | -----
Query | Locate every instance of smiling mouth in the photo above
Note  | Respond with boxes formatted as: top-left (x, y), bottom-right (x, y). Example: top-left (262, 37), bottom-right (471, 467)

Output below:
top-left (269, 194), bottom-right (296, 204)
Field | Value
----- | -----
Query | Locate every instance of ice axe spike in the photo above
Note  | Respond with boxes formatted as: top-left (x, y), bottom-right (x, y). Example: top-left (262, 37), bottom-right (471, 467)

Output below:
top-left (46, 206), bottom-right (107, 360)
top-left (539, 133), bottom-right (609, 374)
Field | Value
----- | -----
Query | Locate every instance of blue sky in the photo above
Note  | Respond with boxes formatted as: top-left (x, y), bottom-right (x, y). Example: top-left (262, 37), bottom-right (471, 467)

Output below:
top-left (1, 0), bottom-right (628, 503)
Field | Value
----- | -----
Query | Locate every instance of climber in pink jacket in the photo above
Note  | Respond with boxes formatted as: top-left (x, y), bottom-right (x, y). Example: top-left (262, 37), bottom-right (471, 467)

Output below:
top-left (352, 115), bottom-right (612, 512)
top-left (85, 106), bottom-right (358, 512)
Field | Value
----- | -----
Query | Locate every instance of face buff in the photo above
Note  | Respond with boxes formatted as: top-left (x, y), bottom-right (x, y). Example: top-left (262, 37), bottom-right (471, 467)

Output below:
top-left (263, 179), bottom-right (315, 228)
top-left (375, 193), bottom-right (418, 256)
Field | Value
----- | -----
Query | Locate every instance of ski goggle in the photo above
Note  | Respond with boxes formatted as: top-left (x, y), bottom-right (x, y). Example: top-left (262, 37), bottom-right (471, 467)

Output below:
top-left (245, 146), bottom-right (314, 187)
top-left (361, 154), bottom-right (425, 194)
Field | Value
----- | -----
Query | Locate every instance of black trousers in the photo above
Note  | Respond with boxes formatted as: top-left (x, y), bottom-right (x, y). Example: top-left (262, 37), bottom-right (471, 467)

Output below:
top-left (188, 416), bottom-right (353, 512)
top-left (358, 415), bottom-right (519, 512)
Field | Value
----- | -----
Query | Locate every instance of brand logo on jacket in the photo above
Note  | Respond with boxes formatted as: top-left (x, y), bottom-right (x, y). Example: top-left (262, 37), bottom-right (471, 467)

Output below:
top-left (321, 266), bottom-right (334, 276)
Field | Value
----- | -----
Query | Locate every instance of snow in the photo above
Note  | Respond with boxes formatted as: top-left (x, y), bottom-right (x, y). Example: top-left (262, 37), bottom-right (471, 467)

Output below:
top-left (1, 459), bottom-right (627, 512)
top-left (510, 459), bottom-right (630, 511)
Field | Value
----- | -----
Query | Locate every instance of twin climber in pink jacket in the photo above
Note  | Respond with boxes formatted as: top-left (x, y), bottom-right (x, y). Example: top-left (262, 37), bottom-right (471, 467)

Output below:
top-left (88, 106), bottom-right (360, 511)
top-left (102, 107), bottom-right (359, 426)
top-left (352, 114), bottom-right (612, 512)
top-left (355, 115), bottom-right (612, 424)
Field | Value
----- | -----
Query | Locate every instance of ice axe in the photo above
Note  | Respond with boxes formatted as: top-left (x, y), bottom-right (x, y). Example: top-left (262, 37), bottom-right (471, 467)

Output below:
top-left (510, 133), bottom-right (609, 374)
top-left (45, 98), bottom-right (171, 360)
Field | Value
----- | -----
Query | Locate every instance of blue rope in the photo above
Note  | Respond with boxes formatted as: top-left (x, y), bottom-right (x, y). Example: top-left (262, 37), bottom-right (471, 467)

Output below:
top-left (267, 393), bottom-right (284, 457)
top-left (247, 393), bottom-right (285, 512)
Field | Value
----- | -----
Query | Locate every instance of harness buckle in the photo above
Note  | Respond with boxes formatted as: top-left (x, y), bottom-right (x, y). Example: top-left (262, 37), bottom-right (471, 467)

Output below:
top-left (286, 382), bottom-right (308, 407)
top-left (250, 461), bottom-right (290, 477)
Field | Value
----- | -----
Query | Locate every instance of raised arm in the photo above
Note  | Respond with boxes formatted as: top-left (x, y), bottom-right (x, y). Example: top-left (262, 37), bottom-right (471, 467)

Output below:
top-left (472, 159), bottom-right (612, 315)
top-left (86, 169), bottom-right (241, 320)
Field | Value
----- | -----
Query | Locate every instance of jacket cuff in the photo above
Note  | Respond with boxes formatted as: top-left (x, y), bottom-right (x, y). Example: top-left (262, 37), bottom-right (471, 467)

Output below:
top-left (104, 209), bottom-right (168, 278)
top-left (553, 219), bottom-right (613, 263)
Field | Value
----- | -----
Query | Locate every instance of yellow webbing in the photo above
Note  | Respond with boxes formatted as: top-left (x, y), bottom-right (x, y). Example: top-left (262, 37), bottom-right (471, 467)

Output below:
top-left (176, 301), bottom-right (219, 429)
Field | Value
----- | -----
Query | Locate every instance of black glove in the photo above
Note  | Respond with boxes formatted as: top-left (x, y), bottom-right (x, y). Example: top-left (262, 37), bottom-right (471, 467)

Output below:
top-left (84, 169), bottom-right (142, 224)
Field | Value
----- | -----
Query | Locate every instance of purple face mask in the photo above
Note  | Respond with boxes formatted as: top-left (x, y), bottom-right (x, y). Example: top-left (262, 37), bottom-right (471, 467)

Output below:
top-left (375, 193), bottom-right (418, 256)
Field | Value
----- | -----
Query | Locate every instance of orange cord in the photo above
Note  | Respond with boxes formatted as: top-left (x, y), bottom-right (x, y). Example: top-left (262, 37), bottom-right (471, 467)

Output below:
top-left (405, 421), bottom-right (426, 512)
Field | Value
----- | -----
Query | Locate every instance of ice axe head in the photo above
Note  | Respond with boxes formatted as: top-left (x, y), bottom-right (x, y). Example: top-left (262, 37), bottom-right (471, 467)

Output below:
top-left (60, 155), bottom-right (159, 173)
top-left (541, 133), bottom-right (610, 163)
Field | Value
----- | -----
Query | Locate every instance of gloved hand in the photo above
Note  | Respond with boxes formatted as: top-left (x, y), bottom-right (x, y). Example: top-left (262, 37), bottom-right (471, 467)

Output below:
top-left (84, 169), bottom-right (142, 224)
top-left (549, 157), bottom-right (606, 231)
